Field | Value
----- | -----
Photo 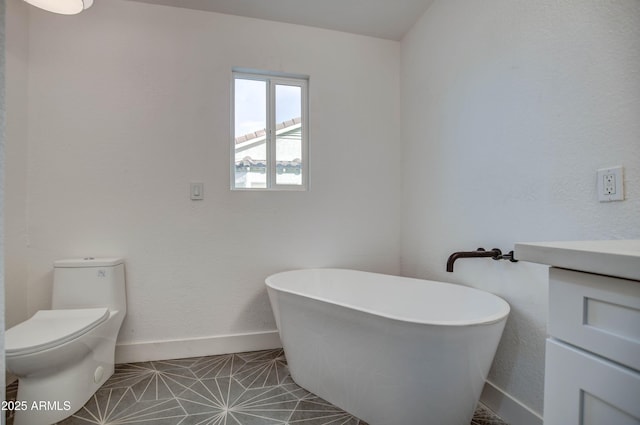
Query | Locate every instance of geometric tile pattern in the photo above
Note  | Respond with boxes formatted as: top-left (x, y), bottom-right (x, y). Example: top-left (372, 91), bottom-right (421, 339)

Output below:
top-left (5, 349), bottom-right (509, 425)
top-left (471, 405), bottom-right (511, 425)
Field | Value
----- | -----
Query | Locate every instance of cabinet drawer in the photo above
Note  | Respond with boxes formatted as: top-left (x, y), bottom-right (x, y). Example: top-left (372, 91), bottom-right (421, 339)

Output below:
top-left (549, 268), bottom-right (640, 371)
top-left (544, 339), bottom-right (640, 425)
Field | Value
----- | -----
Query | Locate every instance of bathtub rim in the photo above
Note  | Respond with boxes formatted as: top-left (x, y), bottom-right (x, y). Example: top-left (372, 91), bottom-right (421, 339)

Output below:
top-left (266, 268), bottom-right (510, 327)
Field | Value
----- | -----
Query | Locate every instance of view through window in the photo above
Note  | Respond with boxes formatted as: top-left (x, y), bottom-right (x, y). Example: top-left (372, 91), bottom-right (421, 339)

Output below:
top-left (232, 71), bottom-right (308, 190)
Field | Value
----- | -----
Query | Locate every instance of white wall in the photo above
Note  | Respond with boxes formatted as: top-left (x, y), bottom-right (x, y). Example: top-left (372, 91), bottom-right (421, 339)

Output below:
top-left (22, 1), bottom-right (401, 353)
top-left (401, 0), bottom-right (640, 421)
top-left (4, 0), bottom-right (29, 329)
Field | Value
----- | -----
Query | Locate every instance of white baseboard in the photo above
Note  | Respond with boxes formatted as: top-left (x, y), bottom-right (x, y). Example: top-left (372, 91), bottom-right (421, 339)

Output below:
top-left (115, 330), bottom-right (282, 364)
top-left (481, 380), bottom-right (543, 425)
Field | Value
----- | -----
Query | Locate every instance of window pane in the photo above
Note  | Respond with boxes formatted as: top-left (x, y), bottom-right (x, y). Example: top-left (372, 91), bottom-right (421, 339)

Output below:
top-left (234, 79), bottom-right (267, 189)
top-left (275, 85), bottom-right (302, 185)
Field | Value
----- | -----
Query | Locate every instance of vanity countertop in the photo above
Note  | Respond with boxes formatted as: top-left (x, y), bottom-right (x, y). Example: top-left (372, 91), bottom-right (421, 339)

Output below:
top-left (515, 240), bottom-right (640, 281)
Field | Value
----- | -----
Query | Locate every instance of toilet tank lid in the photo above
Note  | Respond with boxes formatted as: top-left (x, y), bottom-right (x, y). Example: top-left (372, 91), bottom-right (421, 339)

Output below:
top-left (54, 257), bottom-right (124, 268)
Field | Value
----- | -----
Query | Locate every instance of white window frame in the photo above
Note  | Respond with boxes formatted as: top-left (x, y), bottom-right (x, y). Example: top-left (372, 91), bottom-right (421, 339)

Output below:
top-left (231, 69), bottom-right (309, 191)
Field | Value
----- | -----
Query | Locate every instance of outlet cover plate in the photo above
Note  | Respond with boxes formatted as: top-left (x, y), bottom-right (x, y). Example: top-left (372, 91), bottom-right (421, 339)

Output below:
top-left (597, 166), bottom-right (624, 202)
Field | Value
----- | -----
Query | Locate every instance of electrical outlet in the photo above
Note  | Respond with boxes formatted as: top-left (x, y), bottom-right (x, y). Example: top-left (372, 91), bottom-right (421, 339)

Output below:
top-left (603, 174), bottom-right (616, 195)
top-left (597, 166), bottom-right (624, 202)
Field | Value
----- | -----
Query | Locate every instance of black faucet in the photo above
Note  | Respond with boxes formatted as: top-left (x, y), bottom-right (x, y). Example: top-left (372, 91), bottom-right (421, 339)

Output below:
top-left (446, 248), bottom-right (517, 272)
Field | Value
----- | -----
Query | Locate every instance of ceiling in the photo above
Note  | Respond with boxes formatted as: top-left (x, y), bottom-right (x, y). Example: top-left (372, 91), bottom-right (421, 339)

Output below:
top-left (127, 0), bottom-right (435, 41)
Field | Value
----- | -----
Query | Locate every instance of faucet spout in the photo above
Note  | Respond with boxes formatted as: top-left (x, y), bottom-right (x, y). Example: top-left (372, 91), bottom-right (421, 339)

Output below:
top-left (446, 248), bottom-right (502, 272)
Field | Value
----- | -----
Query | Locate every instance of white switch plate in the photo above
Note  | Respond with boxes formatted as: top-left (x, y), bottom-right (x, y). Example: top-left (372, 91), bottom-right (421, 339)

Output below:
top-left (596, 166), bottom-right (624, 202)
top-left (190, 182), bottom-right (204, 200)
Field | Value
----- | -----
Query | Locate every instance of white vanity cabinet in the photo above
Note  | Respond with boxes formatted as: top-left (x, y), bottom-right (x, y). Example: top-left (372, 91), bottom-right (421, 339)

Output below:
top-left (515, 241), bottom-right (640, 425)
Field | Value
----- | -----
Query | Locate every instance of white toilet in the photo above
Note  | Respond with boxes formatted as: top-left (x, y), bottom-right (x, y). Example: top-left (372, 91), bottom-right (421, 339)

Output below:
top-left (6, 257), bottom-right (127, 425)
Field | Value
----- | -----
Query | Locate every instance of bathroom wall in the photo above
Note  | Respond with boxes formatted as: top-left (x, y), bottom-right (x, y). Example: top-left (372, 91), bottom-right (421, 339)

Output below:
top-left (4, 0), bottom-right (29, 329)
top-left (401, 0), bottom-right (640, 422)
top-left (20, 1), bottom-right (402, 357)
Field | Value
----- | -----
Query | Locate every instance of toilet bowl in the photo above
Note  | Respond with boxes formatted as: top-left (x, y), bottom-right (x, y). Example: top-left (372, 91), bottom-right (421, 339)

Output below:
top-left (6, 257), bottom-right (126, 425)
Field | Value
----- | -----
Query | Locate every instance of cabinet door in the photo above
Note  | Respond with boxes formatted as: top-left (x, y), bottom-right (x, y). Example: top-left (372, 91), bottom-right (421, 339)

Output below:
top-left (544, 339), bottom-right (640, 425)
top-left (549, 268), bottom-right (640, 371)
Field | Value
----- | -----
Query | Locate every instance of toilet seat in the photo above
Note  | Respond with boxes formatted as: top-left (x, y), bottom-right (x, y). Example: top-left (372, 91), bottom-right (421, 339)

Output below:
top-left (6, 308), bottom-right (110, 357)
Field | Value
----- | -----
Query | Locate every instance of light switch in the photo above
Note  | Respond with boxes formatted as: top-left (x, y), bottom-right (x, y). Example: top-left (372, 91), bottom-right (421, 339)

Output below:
top-left (190, 182), bottom-right (204, 200)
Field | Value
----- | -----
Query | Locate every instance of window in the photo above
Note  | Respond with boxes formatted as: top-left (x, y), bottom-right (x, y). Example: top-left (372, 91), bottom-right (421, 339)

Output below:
top-left (231, 70), bottom-right (309, 190)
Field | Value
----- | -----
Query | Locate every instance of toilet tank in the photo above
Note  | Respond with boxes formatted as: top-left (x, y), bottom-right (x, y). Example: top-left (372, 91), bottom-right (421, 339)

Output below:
top-left (52, 257), bottom-right (126, 314)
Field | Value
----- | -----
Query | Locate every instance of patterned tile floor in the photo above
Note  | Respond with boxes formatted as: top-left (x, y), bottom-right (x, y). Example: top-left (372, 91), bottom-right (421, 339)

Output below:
top-left (5, 349), bottom-right (508, 425)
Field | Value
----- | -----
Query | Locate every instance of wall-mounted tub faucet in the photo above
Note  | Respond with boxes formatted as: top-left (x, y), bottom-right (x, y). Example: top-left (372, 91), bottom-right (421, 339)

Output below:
top-left (446, 248), bottom-right (518, 272)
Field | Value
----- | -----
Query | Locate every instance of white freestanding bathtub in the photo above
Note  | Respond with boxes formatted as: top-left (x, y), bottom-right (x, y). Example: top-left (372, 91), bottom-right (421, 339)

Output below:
top-left (265, 269), bottom-right (510, 425)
